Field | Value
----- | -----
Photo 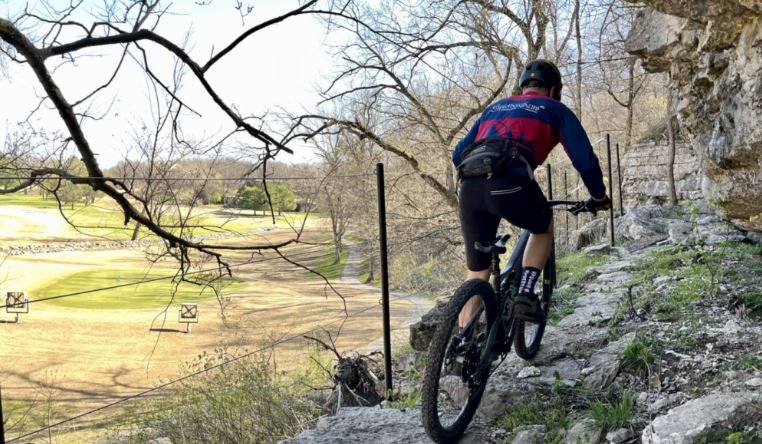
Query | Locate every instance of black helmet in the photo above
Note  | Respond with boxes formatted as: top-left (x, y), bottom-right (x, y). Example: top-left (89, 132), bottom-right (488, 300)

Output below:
top-left (519, 59), bottom-right (562, 100)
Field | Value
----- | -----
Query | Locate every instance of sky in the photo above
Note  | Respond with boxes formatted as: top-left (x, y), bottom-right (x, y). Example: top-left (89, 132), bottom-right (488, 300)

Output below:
top-left (0, 0), bottom-right (343, 167)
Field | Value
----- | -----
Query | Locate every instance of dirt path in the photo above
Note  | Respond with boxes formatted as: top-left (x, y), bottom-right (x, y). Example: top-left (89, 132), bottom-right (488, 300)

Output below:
top-left (340, 239), bottom-right (432, 353)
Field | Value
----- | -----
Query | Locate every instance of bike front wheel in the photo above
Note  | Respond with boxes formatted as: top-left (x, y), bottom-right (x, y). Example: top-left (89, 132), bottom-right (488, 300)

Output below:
top-left (421, 279), bottom-right (498, 443)
top-left (513, 291), bottom-right (550, 360)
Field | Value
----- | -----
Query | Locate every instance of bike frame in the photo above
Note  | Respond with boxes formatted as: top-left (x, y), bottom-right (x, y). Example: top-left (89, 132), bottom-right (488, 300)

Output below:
top-left (484, 200), bottom-right (573, 355)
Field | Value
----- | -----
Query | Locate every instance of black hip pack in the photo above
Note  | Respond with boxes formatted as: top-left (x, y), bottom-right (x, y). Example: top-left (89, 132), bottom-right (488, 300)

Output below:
top-left (457, 138), bottom-right (537, 179)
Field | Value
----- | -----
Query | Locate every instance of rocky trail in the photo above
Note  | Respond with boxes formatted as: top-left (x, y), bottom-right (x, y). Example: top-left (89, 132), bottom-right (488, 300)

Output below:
top-left (283, 203), bottom-right (762, 444)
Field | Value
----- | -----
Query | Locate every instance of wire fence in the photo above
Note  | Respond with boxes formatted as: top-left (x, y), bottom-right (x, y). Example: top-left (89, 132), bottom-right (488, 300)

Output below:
top-left (0, 173), bottom-right (376, 182)
top-left (5, 293), bottom-right (413, 443)
top-left (0, 139), bottom-right (639, 441)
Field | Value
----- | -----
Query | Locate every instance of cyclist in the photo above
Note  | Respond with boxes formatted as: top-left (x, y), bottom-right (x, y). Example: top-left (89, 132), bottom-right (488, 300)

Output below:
top-left (453, 59), bottom-right (611, 323)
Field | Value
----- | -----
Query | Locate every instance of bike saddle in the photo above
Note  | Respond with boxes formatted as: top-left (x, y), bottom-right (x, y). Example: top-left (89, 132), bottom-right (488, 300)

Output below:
top-left (474, 234), bottom-right (511, 254)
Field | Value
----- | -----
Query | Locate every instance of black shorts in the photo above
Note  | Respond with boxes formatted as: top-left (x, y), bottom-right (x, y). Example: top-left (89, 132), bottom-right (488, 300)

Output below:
top-left (459, 172), bottom-right (551, 271)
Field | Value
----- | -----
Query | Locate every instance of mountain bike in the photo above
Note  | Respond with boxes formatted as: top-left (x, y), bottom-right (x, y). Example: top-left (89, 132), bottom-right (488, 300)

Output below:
top-left (421, 200), bottom-right (595, 443)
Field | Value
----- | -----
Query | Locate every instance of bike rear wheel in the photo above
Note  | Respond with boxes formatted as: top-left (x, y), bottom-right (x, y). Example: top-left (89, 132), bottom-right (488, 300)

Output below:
top-left (421, 279), bottom-right (498, 443)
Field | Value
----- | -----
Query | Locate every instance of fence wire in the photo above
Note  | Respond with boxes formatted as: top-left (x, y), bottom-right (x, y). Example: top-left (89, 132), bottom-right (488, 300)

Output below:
top-left (0, 245), bottom-right (333, 309)
top-left (6, 290), bottom-right (415, 443)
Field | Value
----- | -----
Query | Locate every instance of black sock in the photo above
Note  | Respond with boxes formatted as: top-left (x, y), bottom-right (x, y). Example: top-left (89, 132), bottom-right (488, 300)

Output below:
top-left (518, 267), bottom-right (541, 295)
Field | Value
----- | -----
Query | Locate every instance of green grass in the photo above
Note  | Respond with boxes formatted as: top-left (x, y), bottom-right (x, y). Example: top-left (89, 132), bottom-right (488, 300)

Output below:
top-left (1, 398), bottom-right (81, 438)
top-left (693, 427), bottom-right (762, 444)
top-left (497, 391), bottom-right (572, 432)
top-left (734, 356), bottom-right (762, 371)
top-left (311, 246), bottom-right (349, 280)
top-left (548, 303), bottom-right (575, 326)
top-left (619, 335), bottom-right (658, 378)
top-left (498, 397), bottom-right (570, 431)
top-left (0, 193), bottom-right (310, 241)
top-left (626, 243), bottom-right (762, 320)
top-left (35, 269), bottom-right (245, 310)
top-left (588, 389), bottom-right (636, 430)
top-left (556, 251), bottom-right (608, 288)
top-left (387, 389), bottom-right (421, 409)
top-left (0, 193), bottom-right (62, 208)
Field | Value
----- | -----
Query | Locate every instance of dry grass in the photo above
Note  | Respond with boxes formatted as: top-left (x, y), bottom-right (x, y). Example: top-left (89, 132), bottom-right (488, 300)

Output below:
top-left (0, 225), bottom-right (421, 442)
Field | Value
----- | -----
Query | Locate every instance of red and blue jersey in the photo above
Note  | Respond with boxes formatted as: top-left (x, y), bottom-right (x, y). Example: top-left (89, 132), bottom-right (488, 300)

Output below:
top-left (453, 91), bottom-right (606, 198)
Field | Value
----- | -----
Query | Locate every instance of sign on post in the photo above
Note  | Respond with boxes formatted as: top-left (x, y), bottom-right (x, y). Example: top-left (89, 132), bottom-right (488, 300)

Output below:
top-left (5, 291), bottom-right (29, 323)
top-left (178, 303), bottom-right (198, 333)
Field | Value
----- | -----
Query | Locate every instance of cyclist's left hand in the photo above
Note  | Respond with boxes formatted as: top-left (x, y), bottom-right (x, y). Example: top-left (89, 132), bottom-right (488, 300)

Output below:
top-left (586, 195), bottom-right (611, 215)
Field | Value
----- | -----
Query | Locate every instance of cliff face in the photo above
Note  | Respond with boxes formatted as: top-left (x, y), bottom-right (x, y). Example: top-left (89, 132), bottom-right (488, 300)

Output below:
top-left (625, 0), bottom-right (762, 232)
top-left (620, 141), bottom-right (701, 207)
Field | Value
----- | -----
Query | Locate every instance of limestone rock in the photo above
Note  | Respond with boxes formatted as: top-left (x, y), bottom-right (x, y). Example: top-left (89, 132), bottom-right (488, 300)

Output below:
top-left (584, 243), bottom-right (613, 256)
top-left (619, 142), bottom-right (701, 208)
top-left (517, 366), bottom-right (542, 379)
top-left (615, 207), bottom-right (669, 242)
top-left (409, 298), bottom-right (449, 351)
top-left (564, 421), bottom-right (604, 444)
top-left (558, 291), bottom-right (623, 328)
top-left (584, 332), bottom-right (637, 391)
top-left (279, 406), bottom-right (498, 444)
top-left (511, 425), bottom-right (546, 444)
top-left (606, 428), bottom-right (634, 444)
top-left (668, 221), bottom-right (694, 245)
top-left (626, 0), bottom-right (762, 232)
top-left (642, 389), bottom-right (762, 443)
top-left (571, 218), bottom-right (609, 250)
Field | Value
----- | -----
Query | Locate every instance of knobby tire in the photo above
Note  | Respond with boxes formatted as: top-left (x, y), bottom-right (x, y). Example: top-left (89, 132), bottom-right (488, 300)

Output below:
top-left (421, 279), bottom-right (498, 443)
top-left (513, 274), bottom-right (551, 360)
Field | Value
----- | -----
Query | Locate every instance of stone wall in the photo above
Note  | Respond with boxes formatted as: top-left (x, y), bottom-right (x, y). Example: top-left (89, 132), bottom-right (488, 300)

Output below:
top-left (625, 0), bottom-right (762, 232)
top-left (620, 141), bottom-right (701, 207)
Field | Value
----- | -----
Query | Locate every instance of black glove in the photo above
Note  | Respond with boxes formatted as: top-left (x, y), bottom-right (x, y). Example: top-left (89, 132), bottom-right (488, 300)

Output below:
top-left (571, 195), bottom-right (611, 215)
top-left (586, 195), bottom-right (611, 215)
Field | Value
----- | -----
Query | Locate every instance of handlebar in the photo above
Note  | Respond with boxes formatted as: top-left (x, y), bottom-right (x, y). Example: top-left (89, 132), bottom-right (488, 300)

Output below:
top-left (547, 199), bottom-right (600, 215)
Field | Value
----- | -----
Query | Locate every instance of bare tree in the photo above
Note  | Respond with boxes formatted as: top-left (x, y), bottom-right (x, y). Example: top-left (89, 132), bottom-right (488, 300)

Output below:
top-left (291, 0), bottom-right (531, 209)
top-left (0, 1), bottom-right (346, 282)
top-left (590, 1), bottom-right (650, 151)
top-left (314, 133), bottom-right (355, 264)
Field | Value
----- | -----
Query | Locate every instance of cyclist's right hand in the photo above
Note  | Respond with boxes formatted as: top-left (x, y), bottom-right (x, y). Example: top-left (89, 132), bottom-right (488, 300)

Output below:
top-left (570, 195), bottom-right (611, 215)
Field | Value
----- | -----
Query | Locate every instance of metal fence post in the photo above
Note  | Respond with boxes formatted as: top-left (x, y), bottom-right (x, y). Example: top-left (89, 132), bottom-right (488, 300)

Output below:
top-left (546, 164), bottom-right (557, 287)
top-left (1, 383), bottom-right (5, 444)
top-left (606, 135), bottom-right (615, 247)
top-left (563, 171), bottom-right (569, 248)
top-left (616, 142), bottom-right (624, 216)
top-left (376, 163), bottom-right (393, 395)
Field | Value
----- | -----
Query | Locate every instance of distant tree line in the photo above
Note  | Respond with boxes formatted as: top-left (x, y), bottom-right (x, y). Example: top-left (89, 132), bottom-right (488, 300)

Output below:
top-left (234, 183), bottom-right (296, 215)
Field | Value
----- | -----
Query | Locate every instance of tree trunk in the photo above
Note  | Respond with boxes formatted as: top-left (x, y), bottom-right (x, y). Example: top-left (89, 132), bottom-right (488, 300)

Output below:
top-left (131, 223), bottom-right (141, 241)
top-left (666, 116), bottom-right (678, 206)
top-left (666, 91), bottom-right (678, 206)
top-left (625, 60), bottom-right (635, 153)
top-left (366, 239), bottom-right (374, 283)
top-left (574, 0), bottom-right (582, 117)
top-left (334, 237), bottom-right (342, 265)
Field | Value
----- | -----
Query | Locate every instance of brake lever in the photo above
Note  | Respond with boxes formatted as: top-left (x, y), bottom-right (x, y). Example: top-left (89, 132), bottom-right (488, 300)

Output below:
top-left (569, 202), bottom-right (587, 215)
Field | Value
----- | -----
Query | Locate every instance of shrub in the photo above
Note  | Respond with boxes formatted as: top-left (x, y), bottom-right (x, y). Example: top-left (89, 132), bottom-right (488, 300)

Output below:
top-left (143, 348), bottom-right (320, 444)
